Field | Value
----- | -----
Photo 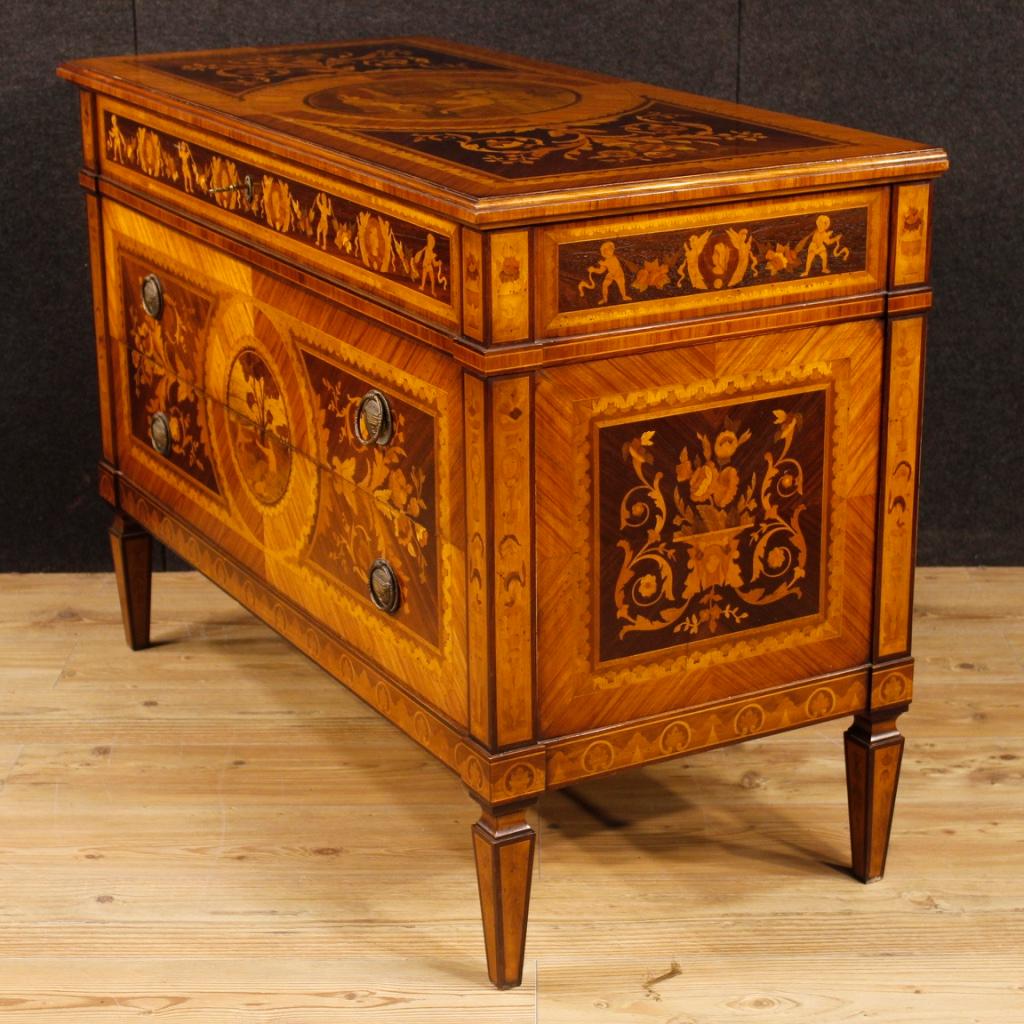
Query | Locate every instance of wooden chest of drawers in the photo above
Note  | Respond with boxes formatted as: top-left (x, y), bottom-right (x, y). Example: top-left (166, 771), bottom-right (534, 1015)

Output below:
top-left (59, 38), bottom-right (947, 988)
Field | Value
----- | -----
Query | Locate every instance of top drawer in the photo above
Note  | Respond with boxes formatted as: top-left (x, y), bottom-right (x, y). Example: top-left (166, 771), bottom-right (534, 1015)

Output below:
top-left (97, 97), bottom-right (461, 331)
top-left (534, 187), bottom-right (889, 338)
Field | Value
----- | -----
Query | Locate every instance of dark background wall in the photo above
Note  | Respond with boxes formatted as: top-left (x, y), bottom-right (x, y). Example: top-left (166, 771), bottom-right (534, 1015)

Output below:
top-left (1, 1), bottom-right (1020, 570)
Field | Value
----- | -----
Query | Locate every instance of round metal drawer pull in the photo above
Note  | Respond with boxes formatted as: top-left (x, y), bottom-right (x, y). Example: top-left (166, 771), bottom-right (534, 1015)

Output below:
top-left (368, 559), bottom-right (401, 614)
top-left (141, 273), bottom-right (164, 319)
top-left (354, 389), bottom-right (394, 446)
top-left (149, 411), bottom-right (172, 455)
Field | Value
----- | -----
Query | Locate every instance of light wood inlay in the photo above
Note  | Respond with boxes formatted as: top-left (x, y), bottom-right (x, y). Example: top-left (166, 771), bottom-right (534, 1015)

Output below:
top-left (462, 228), bottom-right (485, 342)
top-left (85, 193), bottom-right (115, 463)
top-left (489, 230), bottom-right (531, 343)
top-left (892, 183), bottom-right (931, 287)
top-left (871, 661), bottom-right (914, 710)
top-left (464, 372), bottom-right (492, 744)
top-left (490, 376), bottom-right (534, 746)
top-left (877, 317), bottom-right (924, 658)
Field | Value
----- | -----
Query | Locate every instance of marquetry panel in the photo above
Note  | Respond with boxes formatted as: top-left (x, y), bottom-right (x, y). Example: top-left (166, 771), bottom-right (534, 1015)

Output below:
top-left (491, 376), bottom-right (534, 746)
top-left (600, 388), bottom-right (829, 662)
top-left (536, 189), bottom-right (888, 337)
top-left (97, 97), bottom-right (460, 328)
top-left (892, 183), bottom-right (931, 287)
top-left (870, 661), bottom-right (914, 710)
top-left (103, 199), bottom-right (467, 725)
top-left (876, 317), bottom-right (925, 659)
top-left (547, 669), bottom-right (868, 787)
top-left (536, 319), bottom-right (883, 737)
top-left (489, 230), bottom-right (531, 343)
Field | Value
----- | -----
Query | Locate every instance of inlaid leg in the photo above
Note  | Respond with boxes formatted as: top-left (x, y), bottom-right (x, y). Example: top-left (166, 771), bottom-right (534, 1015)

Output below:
top-left (109, 511), bottom-right (152, 651)
top-left (844, 711), bottom-right (905, 882)
top-left (471, 801), bottom-right (536, 989)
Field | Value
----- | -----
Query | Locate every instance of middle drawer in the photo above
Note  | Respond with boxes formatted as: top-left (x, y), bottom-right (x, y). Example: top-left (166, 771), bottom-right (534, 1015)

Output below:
top-left (102, 199), bottom-right (468, 727)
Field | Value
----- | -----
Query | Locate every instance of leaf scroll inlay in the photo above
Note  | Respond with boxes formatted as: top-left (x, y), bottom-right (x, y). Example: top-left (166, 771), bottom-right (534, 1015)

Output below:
top-left (599, 390), bottom-right (829, 662)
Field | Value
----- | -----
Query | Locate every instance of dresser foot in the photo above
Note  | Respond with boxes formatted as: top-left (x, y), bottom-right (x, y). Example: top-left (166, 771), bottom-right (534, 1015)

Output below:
top-left (471, 801), bottom-right (536, 989)
top-left (844, 710), bottom-right (906, 883)
top-left (109, 511), bottom-right (153, 650)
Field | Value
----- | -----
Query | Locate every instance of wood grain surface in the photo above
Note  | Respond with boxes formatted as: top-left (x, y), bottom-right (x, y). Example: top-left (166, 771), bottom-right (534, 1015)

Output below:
top-left (535, 318), bottom-right (881, 736)
top-left (58, 37), bottom-right (948, 225)
top-left (0, 567), bottom-right (1020, 1019)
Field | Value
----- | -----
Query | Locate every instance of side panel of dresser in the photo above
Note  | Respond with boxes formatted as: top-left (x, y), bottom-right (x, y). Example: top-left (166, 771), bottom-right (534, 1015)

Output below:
top-left (99, 198), bottom-right (471, 730)
top-left (535, 318), bottom-right (883, 745)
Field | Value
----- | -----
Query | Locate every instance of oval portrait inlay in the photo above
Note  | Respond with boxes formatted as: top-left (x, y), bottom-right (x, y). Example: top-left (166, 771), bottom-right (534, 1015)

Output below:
top-left (304, 73), bottom-right (581, 126)
top-left (226, 347), bottom-right (293, 506)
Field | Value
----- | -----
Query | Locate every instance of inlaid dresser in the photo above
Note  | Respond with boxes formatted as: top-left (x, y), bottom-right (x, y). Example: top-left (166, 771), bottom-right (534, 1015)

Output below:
top-left (58, 38), bottom-right (947, 988)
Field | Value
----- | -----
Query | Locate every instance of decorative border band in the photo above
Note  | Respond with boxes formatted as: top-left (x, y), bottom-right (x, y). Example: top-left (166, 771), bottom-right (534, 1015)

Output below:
top-left (870, 661), bottom-right (913, 710)
top-left (97, 97), bottom-right (459, 326)
top-left (546, 668), bottom-right (868, 787)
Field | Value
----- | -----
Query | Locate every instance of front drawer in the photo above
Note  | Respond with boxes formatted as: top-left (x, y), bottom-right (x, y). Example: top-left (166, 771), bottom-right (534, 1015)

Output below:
top-left (104, 200), bottom-right (467, 726)
top-left (535, 319), bottom-right (883, 737)
top-left (97, 96), bottom-right (460, 331)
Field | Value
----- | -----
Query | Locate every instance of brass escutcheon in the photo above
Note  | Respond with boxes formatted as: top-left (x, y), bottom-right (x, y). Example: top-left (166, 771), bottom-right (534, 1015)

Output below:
top-left (354, 389), bottom-right (394, 446)
top-left (368, 558), bottom-right (401, 614)
top-left (149, 411), bottom-right (171, 455)
top-left (141, 273), bottom-right (163, 319)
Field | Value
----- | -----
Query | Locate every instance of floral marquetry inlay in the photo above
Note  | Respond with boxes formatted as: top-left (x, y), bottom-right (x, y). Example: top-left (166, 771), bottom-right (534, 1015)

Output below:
top-left (142, 42), bottom-right (503, 96)
top-left (373, 98), bottom-right (828, 180)
top-left (599, 389), bottom-right (829, 662)
top-left (120, 252), bottom-right (220, 496)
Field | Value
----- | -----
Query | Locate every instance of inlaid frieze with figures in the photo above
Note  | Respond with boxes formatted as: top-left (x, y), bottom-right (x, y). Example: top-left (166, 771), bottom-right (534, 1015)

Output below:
top-left (101, 106), bottom-right (455, 313)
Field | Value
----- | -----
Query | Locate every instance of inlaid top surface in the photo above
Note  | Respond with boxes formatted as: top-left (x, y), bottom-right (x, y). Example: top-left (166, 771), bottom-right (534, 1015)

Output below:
top-left (60, 36), bottom-right (947, 222)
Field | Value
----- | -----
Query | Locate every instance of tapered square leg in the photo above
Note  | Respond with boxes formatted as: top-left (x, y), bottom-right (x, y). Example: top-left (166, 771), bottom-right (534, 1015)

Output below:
top-left (471, 802), bottom-right (536, 989)
top-left (844, 711), bottom-right (905, 882)
top-left (109, 511), bottom-right (153, 651)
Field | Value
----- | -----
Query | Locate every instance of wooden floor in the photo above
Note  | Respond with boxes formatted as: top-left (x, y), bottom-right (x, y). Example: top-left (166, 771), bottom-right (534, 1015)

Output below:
top-left (0, 568), bottom-right (1021, 1022)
